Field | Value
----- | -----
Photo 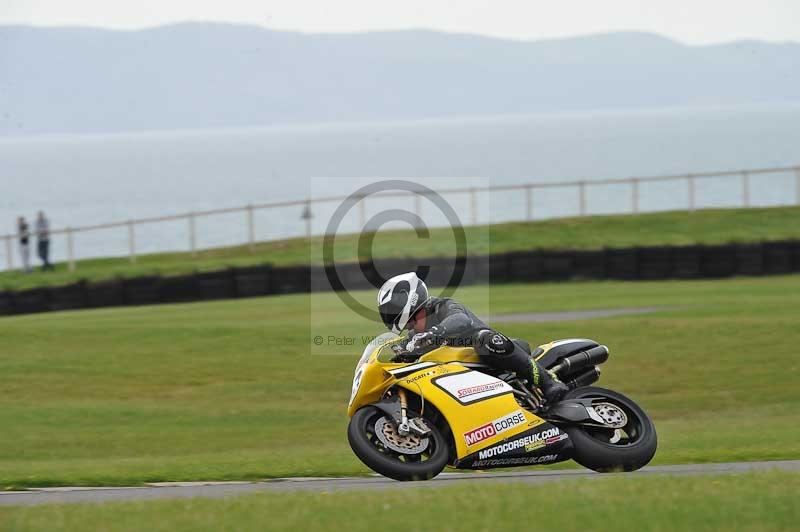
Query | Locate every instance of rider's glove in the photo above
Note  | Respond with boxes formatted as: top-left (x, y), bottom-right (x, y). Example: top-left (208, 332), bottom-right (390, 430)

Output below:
top-left (406, 326), bottom-right (444, 353)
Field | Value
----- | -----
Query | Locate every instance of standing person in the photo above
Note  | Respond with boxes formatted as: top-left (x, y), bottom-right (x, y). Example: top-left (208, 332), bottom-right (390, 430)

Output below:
top-left (17, 216), bottom-right (31, 273)
top-left (35, 211), bottom-right (53, 271)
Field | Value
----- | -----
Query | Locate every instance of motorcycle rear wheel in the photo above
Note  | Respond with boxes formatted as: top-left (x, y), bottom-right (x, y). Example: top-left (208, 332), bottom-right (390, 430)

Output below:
top-left (563, 386), bottom-right (657, 472)
top-left (348, 406), bottom-right (449, 481)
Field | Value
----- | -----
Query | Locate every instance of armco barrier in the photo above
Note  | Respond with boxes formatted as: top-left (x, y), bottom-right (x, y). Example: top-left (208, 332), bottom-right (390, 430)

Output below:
top-left (763, 241), bottom-right (795, 274)
top-left (606, 248), bottom-right (638, 280)
top-left (197, 270), bottom-right (236, 300)
top-left (123, 276), bottom-right (162, 305)
top-left (573, 250), bottom-right (606, 280)
top-left (672, 246), bottom-right (702, 279)
top-left (736, 244), bottom-right (763, 276)
top-left (0, 292), bottom-right (13, 316)
top-left (639, 247), bottom-right (673, 280)
top-left (0, 240), bottom-right (799, 318)
top-left (86, 279), bottom-right (125, 308)
top-left (233, 265), bottom-right (272, 297)
top-left (50, 282), bottom-right (88, 311)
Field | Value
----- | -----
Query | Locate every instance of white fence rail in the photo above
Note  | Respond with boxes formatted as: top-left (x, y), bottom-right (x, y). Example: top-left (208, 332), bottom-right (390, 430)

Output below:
top-left (2, 165), bottom-right (800, 272)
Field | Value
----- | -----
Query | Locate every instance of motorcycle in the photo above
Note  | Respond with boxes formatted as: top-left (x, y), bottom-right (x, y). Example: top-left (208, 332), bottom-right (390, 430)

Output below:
top-left (347, 333), bottom-right (657, 481)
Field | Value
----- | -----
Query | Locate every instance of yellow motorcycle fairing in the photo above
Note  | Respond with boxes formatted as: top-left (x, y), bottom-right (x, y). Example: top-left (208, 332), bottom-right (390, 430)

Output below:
top-left (394, 363), bottom-right (546, 460)
top-left (348, 340), bottom-right (546, 461)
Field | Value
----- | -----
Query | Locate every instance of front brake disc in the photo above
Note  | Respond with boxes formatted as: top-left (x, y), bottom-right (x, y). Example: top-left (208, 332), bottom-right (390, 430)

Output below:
top-left (374, 416), bottom-right (429, 454)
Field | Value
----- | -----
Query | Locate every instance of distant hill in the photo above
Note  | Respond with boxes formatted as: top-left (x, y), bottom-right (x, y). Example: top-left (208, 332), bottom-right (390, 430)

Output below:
top-left (1, 23), bottom-right (799, 136)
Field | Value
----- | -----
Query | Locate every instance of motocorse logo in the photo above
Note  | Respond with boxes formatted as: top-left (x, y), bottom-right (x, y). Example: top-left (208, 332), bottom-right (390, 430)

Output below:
top-left (477, 427), bottom-right (566, 459)
top-left (464, 410), bottom-right (526, 446)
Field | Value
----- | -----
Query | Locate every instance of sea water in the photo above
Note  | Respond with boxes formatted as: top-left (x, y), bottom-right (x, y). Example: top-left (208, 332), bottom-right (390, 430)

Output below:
top-left (1, 104), bottom-right (798, 267)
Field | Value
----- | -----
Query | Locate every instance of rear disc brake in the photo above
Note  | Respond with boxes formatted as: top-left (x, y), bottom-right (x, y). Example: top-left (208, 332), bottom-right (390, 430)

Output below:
top-left (592, 402), bottom-right (628, 428)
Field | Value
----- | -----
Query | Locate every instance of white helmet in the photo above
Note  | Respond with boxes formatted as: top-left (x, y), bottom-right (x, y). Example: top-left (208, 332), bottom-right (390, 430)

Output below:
top-left (377, 272), bottom-right (430, 334)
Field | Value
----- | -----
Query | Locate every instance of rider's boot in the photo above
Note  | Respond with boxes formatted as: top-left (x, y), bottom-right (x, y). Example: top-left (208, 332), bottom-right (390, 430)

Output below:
top-left (529, 359), bottom-right (569, 404)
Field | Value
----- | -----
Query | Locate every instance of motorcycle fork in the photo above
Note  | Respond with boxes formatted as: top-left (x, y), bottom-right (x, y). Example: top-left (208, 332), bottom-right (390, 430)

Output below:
top-left (397, 388), bottom-right (411, 435)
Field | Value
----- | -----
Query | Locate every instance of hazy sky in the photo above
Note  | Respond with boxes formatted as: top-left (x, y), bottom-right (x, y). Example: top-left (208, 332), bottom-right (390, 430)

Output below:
top-left (2, 0), bottom-right (798, 45)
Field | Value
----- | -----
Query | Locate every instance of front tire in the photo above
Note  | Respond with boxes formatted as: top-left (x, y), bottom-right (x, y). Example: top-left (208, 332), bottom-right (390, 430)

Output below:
top-left (347, 406), bottom-right (449, 481)
top-left (563, 386), bottom-right (657, 472)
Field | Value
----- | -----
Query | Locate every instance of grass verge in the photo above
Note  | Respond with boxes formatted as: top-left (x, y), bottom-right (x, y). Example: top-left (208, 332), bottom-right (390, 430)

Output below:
top-left (0, 472), bottom-right (798, 531)
top-left (0, 275), bottom-right (798, 487)
top-left (2, 206), bottom-right (799, 291)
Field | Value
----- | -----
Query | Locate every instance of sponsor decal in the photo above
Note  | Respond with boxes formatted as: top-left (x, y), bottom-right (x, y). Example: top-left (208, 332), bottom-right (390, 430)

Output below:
top-left (436, 371), bottom-right (512, 404)
top-left (388, 361), bottom-right (437, 377)
top-left (464, 410), bottom-right (526, 446)
top-left (473, 454), bottom-right (559, 467)
top-left (456, 381), bottom-right (505, 398)
top-left (405, 370), bottom-right (437, 383)
top-left (526, 428), bottom-right (569, 452)
top-left (477, 427), bottom-right (567, 459)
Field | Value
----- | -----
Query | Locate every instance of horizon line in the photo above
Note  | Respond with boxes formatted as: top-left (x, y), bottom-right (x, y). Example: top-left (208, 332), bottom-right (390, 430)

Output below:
top-left (2, 21), bottom-right (799, 48)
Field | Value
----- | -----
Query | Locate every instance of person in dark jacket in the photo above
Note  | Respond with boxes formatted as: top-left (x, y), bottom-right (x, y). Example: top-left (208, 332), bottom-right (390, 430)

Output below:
top-left (35, 211), bottom-right (53, 271)
top-left (377, 272), bottom-right (568, 404)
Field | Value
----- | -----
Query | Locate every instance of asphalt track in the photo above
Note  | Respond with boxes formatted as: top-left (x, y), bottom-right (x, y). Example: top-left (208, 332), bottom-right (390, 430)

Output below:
top-left (484, 306), bottom-right (675, 323)
top-left (1, 461), bottom-right (798, 506)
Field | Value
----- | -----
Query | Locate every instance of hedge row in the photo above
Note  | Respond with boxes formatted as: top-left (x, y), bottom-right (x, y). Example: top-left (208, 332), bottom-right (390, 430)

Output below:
top-left (1, 240), bottom-right (799, 317)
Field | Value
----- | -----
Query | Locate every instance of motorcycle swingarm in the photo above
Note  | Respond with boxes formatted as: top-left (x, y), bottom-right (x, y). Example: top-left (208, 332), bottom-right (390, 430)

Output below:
top-left (544, 398), bottom-right (616, 427)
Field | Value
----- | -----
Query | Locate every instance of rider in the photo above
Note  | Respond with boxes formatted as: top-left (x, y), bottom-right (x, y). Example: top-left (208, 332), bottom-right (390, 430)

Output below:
top-left (377, 272), bottom-right (568, 404)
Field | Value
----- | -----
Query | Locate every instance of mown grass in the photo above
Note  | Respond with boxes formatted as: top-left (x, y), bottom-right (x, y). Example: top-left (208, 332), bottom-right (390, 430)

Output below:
top-left (2, 206), bottom-right (799, 291)
top-left (0, 275), bottom-right (798, 488)
top-left (1, 472), bottom-right (798, 531)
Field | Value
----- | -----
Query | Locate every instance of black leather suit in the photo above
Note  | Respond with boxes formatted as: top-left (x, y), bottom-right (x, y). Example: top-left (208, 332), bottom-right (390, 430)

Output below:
top-left (407, 297), bottom-right (544, 388)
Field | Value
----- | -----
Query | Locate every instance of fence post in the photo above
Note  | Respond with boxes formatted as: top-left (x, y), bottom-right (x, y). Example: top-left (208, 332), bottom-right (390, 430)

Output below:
top-left (127, 221), bottom-right (137, 264)
top-left (66, 227), bottom-right (75, 272)
top-left (631, 178), bottom-right (640, 214)
top-left (188, 213), bottom-right (196, 257)
top-left (358, 196), bottom-right (366, 228)
top-left (470, 187), bottom-right (477, 225)
top-left (4, 235), bottom-right (13, 271)
top-left (578, 181), bottom-right (587, 216)
top-left (687, 174), bottom-right (696, 212)
top-left (304, 199), bottom-right (312, 239)
top-left (525, 185), bottom-right (533, 220)
top-left (246, 204), bottom-right (255, 252)
top-left (742, 171), bottom-right (750, 208)
top-left (795, 167), bottom-right (800, 206)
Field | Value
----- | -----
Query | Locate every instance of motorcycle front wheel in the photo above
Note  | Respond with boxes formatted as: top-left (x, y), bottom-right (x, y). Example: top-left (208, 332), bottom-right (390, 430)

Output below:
top-left (563, 386), bottom-right (657, 472)
top-left (347, 406), bottom-right (450, 481)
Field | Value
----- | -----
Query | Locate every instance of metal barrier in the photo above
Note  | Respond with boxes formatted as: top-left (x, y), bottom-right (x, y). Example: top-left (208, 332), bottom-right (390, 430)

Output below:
top-left (2, 164), bottom-right (799, 272)
top-left (2, 240), bottom-right (799, 317)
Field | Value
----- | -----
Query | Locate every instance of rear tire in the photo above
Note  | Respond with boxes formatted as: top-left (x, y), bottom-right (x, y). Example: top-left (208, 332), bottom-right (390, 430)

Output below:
top-left (563, 386), bottom-right (657, 472)
top-left (348, 406), bottom-right (449, 481)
